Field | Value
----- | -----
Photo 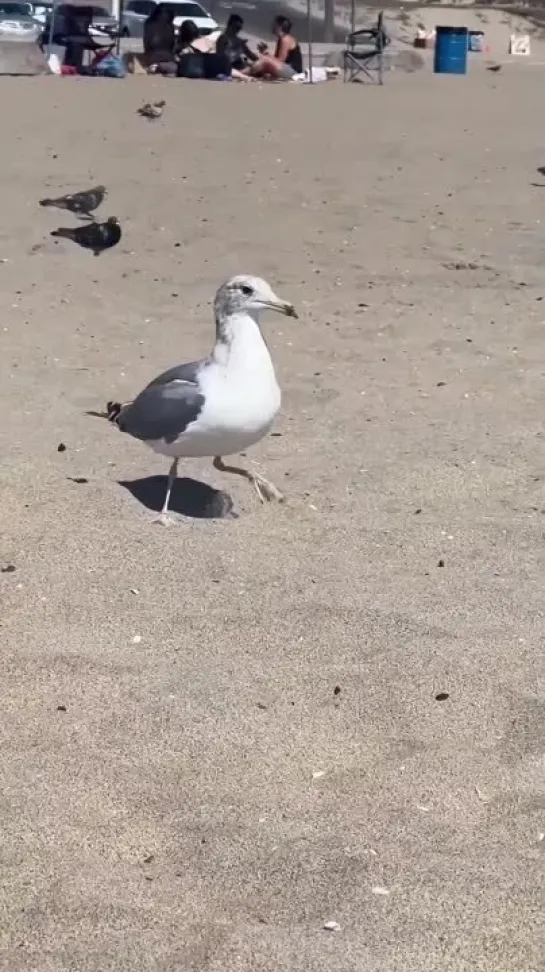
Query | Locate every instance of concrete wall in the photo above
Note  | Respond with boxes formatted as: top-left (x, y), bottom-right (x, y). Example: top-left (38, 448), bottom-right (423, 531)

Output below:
top-left (0, 39), bottom-right (50, 74)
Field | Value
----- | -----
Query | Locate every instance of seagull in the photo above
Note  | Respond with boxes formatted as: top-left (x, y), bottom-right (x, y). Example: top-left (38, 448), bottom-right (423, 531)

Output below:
top-left (486, 63), bottom-right (502, 73)
top-left (105, 275), bottom-right (297, 524)
top-left (138, 100), bottom-right (166, 120)
top-left (51, 216), bottom-right (121, 256)
top-left (39, 185), bottom-right (107, 217)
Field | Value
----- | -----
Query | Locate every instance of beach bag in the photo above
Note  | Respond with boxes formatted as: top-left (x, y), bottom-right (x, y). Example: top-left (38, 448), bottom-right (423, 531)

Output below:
top-left (92, 51), bottom-right (125, 78)
top-left (177, 50), bottom-right (204, 79)
top-left (202, 52), bottom-right (230, 78)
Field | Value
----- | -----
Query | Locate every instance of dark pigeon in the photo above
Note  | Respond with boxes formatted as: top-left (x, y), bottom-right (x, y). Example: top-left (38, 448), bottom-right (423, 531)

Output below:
top-left (51, 216), bottom-right (121, 256)
top-left (39, 185), bottom-right (107, 217)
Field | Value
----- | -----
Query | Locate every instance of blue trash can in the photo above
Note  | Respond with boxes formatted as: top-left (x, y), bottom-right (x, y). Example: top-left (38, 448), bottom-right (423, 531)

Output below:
top-left (434, 26), bottom-right (468, 74)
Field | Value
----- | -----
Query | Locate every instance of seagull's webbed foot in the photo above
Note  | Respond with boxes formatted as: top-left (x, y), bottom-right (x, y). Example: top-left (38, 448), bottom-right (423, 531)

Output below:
top-left (153, 512), bottom-right (175, 527)
top-left (252, 473), bottom-right (284, 503)
top-left (213, 456), bottom-right (284, 504)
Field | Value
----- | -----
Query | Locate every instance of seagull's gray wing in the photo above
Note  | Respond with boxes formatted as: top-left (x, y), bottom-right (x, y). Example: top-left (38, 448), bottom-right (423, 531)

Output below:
top-left (148, 359), bottom-right (204, 388)
top-left (117, 361), bottom-right (206, 444)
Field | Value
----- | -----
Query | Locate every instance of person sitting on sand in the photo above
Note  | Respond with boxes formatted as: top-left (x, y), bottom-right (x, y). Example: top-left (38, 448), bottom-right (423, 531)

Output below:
top-left (243, 15), bottom-right (303, 80)
top-left (177, 18), bottom-right (253, 80)
top-left (177, 19), bottom-right (220, 77)
top-left (143, 3), bottom-right (176, 73)
top-left (61, 6), bottom-right (112, 73)
top-left (215, 14), bottom-right (258, 72)
top-left (178, 19), bottom-right (218, 55)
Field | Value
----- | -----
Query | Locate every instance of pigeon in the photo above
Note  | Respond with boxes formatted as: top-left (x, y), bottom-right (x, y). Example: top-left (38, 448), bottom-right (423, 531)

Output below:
top-left (486, 64), bottom-right (502, 73)
top-left (138, 100), bottom-right (166, 120)
top-left (105, 275), bottom-right (297, 524)
top-left (39, 185), bottom-right (107, 217)
top-left (51, 216), bottom-right (121, 256)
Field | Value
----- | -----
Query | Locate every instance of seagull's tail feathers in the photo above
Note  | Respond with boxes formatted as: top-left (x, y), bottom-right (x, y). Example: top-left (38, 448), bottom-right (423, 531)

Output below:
top-left (39, 197), bottom-right (58, 207)
top-left (50, 227), bottom-right (76, 241)
top-left (84, 401), bottom-right (129, 422)
top-left (106, 400), bottom-right (132, 427)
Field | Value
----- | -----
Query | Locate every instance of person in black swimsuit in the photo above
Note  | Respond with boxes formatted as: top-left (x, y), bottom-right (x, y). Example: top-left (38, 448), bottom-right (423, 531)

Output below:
top-left (272, 15), bottom-right (303, 73)
top-left (244, 15), bottom-right (303, 79)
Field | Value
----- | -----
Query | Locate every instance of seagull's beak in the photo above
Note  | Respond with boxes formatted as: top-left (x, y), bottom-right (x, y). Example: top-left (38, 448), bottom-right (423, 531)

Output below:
top-left (282, 302), bottom-right (298, 319)
top-left (261, 299), bottom-right (298, 319)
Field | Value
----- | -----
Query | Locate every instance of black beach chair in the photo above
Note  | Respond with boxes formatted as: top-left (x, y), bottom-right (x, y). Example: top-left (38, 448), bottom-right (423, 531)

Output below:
top-left (343, 12), bottom-right (389, 85)
top-left (41, 4), bottom-right (114, 72)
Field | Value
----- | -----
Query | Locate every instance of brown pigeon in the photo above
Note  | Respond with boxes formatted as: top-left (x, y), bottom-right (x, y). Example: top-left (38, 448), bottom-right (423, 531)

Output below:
top-left (138, 100), bottom-right (166, 120)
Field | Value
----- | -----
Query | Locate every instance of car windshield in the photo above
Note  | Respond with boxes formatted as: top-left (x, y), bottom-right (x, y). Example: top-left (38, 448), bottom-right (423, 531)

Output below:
top-left (126, 1), bottom-right (154, 12)
top-left (0, 2), bottom-right (32, 14)
top-left (165, 3), bottom-right (207, 18)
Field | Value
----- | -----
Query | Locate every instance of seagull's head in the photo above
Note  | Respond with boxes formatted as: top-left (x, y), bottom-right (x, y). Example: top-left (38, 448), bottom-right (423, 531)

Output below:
top-left (216, 275), bottom-right (298, 322)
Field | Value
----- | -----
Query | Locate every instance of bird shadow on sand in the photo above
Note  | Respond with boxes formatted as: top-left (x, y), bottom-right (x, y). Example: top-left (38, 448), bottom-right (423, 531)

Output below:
top-left (120, 476), bottom-right (236, 520)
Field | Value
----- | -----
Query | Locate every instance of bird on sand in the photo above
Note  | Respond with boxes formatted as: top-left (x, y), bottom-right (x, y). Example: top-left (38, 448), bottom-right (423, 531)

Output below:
top-left (106, 275), bottom-right (297, 524)
top-left (486, 63), bottom-right (502, 73)
top-left (138, 100), bottom-right (166, 120)
top-left (51, 216), bottom-right (121, 256)
top-left (39, 185), bottom-right (107, 217)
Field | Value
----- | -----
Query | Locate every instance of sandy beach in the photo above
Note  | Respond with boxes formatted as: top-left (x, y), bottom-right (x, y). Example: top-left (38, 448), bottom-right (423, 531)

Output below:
top-left (1, 66), bottom-right (543, 971)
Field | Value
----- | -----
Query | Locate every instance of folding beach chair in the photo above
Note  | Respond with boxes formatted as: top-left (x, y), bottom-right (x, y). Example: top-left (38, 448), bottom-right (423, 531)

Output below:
top-left (343, 12), bottom-right (389, 85)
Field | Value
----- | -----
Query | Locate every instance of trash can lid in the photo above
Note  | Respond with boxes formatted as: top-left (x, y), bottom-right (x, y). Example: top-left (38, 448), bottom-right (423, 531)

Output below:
top-left (435, 25), bottom-right (469, 34)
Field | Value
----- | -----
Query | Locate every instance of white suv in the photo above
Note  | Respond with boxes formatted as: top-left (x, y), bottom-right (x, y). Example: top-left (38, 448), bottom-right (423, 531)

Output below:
top-left (121, 0), bottom-right (218, 38)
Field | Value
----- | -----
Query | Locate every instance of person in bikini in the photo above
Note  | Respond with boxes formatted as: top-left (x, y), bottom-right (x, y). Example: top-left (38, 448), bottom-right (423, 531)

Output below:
top-left (244, 15), bottom-right (303, 80)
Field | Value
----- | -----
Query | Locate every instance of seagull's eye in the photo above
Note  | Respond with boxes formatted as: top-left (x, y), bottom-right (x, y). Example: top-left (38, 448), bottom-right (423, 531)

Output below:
top-left (241, 285), bottom-right (253, 296)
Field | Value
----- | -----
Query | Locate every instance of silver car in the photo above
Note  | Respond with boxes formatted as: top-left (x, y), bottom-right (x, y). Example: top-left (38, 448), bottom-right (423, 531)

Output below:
top-left (87, 3), bottom-right (118, 38)
top-left (44, 3), bottom-right (118, 40)
top-left (0, 0), bottom-right (41, 39)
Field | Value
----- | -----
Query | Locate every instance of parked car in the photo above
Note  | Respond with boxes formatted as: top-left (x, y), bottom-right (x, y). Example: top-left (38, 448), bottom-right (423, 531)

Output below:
top-left (86, 4), bottom-right (118, 37)
top-left (0, 1), bottom-right (41, 39)
top-left (31, 1), bottom-right (53, 27)
top-left (42, 3), bottom-right (119, 41)
top-left (121, 0), bottom-right (217, 38)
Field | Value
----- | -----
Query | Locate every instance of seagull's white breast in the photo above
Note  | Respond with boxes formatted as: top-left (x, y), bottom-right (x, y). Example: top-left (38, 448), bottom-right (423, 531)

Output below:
top-left (196, 358), bottom-right (280, 454)
top-left (152, 313), bottom-right (281, 459)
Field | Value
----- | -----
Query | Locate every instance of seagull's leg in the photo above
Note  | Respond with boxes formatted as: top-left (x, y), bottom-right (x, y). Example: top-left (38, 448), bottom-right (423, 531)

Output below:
top-left (154, 459), bottom-right (178, 525)
top-left (213, 456), bottom-right (284, 503)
